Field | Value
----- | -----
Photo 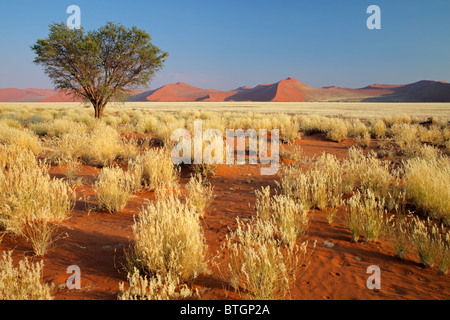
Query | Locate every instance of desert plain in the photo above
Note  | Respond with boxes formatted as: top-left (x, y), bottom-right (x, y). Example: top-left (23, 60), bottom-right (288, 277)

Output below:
top-left (0, 101), bottom-right (449, 300)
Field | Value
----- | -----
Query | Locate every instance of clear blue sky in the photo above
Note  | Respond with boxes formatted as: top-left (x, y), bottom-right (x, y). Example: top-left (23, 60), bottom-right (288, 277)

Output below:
top-left (0, 0), bottom-right (449, 90)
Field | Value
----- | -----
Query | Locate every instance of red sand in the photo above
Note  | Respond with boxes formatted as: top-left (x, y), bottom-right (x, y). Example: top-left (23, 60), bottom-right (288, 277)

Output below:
top-left (145, 82), bottom-right (218, 102)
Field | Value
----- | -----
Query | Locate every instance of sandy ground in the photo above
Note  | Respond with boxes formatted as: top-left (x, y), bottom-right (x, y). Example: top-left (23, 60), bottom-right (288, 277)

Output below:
top-left (0, 133), bottom-right (449, 300)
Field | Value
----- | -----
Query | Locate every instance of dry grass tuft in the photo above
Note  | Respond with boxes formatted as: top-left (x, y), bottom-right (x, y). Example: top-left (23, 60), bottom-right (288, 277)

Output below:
top-left (0, 161), bottom-right (74, 236)
top-left (0, 251), bottom-right (53, 300)
top-left (405, 150), bottom-right (450, 224)
top-left (128, 148), bottom-right (180, 191)
top-left (118, 268), bottom-right (198, 300)
top-left (346, 190), bottom-right (386, 243)
top-left (0, 122), bottom-right (41, 154)
top-left (126, 194), bottom-right (207, 281)
top-left (411, 217), bottom-right (449, 272)
top-left (186, 173), bottom-right (214, 217)
top-left (94, 166), bottom-right (133, 213)
top-left (221, 217), bottom-right (314, 299)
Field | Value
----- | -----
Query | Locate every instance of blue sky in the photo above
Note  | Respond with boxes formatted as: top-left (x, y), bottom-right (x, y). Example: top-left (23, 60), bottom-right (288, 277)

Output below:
top-left (0, 0), bottom-right (449, 90)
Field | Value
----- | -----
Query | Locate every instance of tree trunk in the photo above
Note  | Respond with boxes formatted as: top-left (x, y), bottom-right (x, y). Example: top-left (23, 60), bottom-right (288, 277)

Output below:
top-left (92, 97), bottom-right (108, 120)
top-left (94, 105), bottom-right (100, 119)
top-left (98, 103), bottom-right (105, 120)
top-left (93, 102), bottom-right (105, 120)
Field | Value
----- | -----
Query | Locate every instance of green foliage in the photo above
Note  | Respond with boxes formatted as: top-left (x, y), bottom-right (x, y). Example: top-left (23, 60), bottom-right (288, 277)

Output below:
top-left (31, 22), bottom-right (167, 119)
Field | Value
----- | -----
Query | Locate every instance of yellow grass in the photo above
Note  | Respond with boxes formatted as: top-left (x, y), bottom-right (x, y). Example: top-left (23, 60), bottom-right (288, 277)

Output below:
top-left (0, 160), bottom-right (74, 236)
top-left (128, 194), bottom-right (207, 281)
top-left (95, 166), bottom-right (133, 213)
top-left (118, 268), bottom-right (198, 300)
top-left (221, 217), bottom-right (313, 299)
top-left (0, 251), bottom-right (52, 300)
top-left (2, 102), bottom-right (449, 119)
top-left (405, 151), bottom-right (450, 224)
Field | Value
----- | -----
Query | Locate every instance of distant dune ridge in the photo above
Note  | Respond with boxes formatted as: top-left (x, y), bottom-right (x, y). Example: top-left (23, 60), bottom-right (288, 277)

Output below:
top-left (0, 88), bottom-right (57, 102)
top-left (2, 77), bottom-right (450, 102)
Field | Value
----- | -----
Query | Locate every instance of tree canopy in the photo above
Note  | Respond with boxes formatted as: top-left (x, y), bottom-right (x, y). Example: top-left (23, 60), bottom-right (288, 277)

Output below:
top-left (31, 21), bottom-right (167, 119)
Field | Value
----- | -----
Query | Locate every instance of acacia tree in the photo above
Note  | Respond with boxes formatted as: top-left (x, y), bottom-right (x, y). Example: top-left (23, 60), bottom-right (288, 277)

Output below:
top-left (31, 22), bottom-right (167, 119)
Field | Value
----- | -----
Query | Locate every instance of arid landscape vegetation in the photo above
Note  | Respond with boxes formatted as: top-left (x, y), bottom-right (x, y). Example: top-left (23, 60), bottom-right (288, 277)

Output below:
top-left (1, 0), bottom-right (449, 305)
top-left (0, 102), bottom-right (449, 300)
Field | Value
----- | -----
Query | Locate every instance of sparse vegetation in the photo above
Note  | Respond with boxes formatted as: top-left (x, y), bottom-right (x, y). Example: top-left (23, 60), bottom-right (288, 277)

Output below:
top-left (94, 166), bottom-right (132, 213)
top-left (186, 173), bottom-right (214, 217)
top-left (255, 186), bottom-right (309, 247)
top-left (0, 159), bottom-right (74, 236)
top-left (221, 217), bottom-right (313, 300)
top-left (346, 190), bottom-right (386, 242)
top-left (0, 103), bottom-right (449, 300)
top-left (126, 193), bottom-right (207, 281)
top-left (407, 217), bottom-right (449, 273)
top-left (0, 251), bottom-right (52, 300)
top-left (370, 119), bottom-right (387, 138)
top-left (0, 122), bottom-right (41, 154)
top-left (118, 268), bottom-right (198, 300)
top-left (404, 149), bottom-right (450, 225)
top-left (128, 148), bottom-right (179, 191)
top-left (386, 213), bottom-right (412, 260)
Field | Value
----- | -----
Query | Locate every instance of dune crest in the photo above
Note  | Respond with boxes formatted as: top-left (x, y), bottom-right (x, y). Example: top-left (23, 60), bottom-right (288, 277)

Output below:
top-left (2, 78), bottom-right (450, 102)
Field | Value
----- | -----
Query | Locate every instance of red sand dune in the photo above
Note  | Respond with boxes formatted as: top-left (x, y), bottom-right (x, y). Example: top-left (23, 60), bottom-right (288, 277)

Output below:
top-left (40, 91), bottom-right (83, 102)
top-left (361, 84), bottom-right (405, 90)
top-left (0, 88), bottom-right (56, 102)
top-left (199, 92), bottom-right (235, 102)
top-left (363, 80), bottom-right (450, 102)
top-left (272, 77), bottom-right (310, 101)
top-left (143, 82), bottom-right (219, 102)
top-left (1, 78), bottom-right (450, 102)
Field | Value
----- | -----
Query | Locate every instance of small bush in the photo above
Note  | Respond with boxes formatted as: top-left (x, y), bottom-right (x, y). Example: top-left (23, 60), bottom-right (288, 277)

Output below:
top-left (135, 115), bottom-right (158, 134)
top-left (186, 174), bottom-right (214, 217)
top-left (280, 122), bottom-right (300, 143)
top-left (22, 219), bottom-right (58, 257)
top-left (256, 187), bottom-right (309, 247)
top-left (278, 153), bottom-right (344, 211)
top-left (94, 166), bottom-right (132, 213)
top-left (411, 218), bottom-right (444, 268)
top-left (405, 152), bottom-right (450, 224)
top-left (390, 123), bottom-right (420, 155)
top-left (270, 195), bottom-right (309, 246)
top-left (128, 148), bottom-right (179, 191)
top-left (222, 217), bottom-right (313, 299)
top-left (280, 142), bottom-right (303, 161)
top-left (118, 268), bottom-right (198, 300)
top-left (343, 147), bottom-right (395, 199)
top-left (347, 120), bottom-right (368, 138)
top-left (393, 113), bottom-right (412, 125)
top-left (127, 195), bottom-right (207, 281)
top-left (346, 190), bottom-right (385, 242)
top-left (0, 122), bottom-right (41, 154)
top-left (47, 124), bottom-right (125, 166)
top-left (0, 161), bottom-right (74, 236)
top-left (82, 125), bottom-right (124, 165)
top-left (277, 166), bottom-right (311, 209)
top-left (326, 119), bottom-right (348, 143)
top-left (371, 119), bottom-right (387, 138)
top-left (386, 214), bottom-right (412, 260)
top-left (0, 144), bottom-right (37, 170)
top-left (30, 119), bottom-right (86, 138)
top-left (357, 132), bottom-right (371, 149)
